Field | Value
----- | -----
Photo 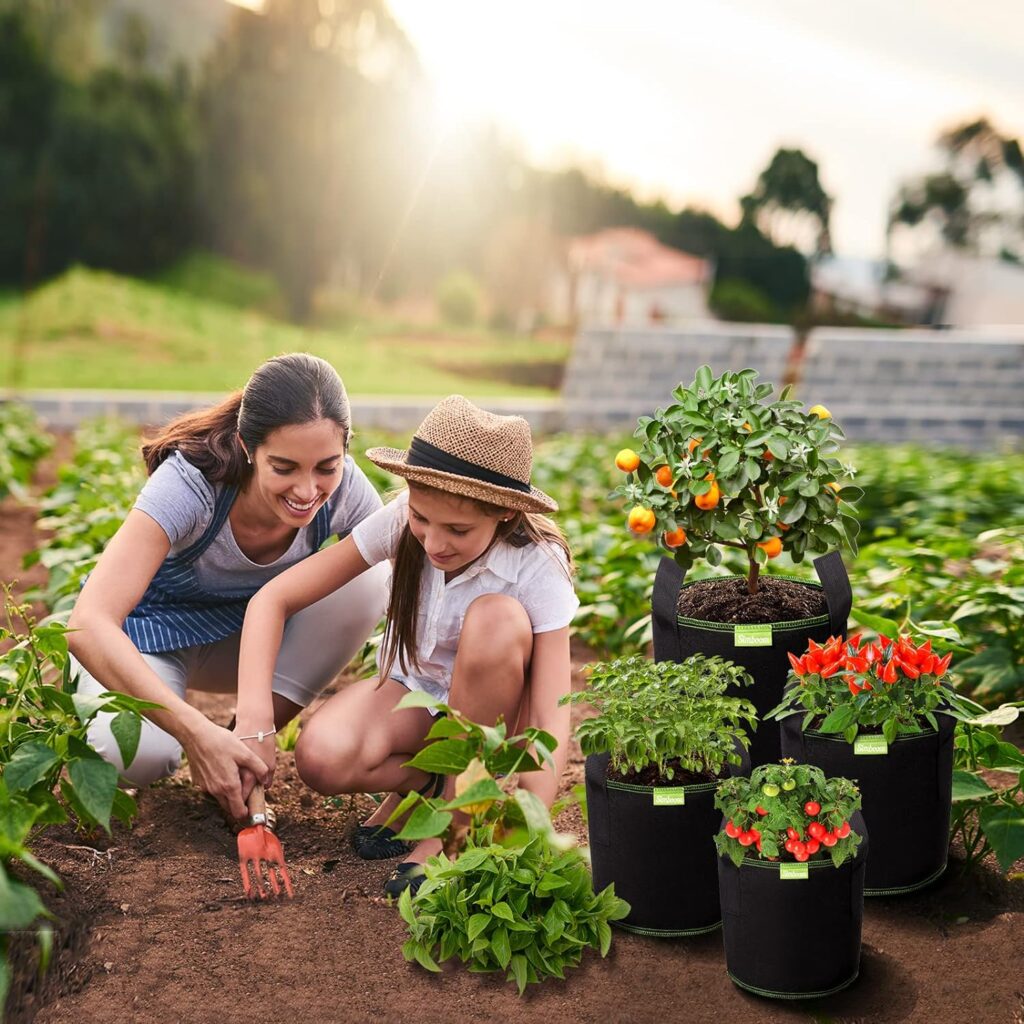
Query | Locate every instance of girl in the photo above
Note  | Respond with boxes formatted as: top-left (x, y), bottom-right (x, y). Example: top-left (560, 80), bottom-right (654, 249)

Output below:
top-left (236, 395), bottom-right (577, 895)
top-left (67, 353), bottom-right (390, 821)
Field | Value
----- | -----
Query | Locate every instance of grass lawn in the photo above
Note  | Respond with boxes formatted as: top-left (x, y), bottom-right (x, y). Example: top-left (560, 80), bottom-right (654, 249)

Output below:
top-left (0, 265), bottom-right (569, 396)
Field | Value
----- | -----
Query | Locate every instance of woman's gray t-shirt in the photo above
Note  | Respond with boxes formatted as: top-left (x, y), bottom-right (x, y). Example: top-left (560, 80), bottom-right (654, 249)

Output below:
top-left (133, 451), bottom-right (382, 595)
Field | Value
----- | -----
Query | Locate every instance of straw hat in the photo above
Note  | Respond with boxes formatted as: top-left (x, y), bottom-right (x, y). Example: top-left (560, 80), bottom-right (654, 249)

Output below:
top-left (365, 395), bottom-right (557, 513)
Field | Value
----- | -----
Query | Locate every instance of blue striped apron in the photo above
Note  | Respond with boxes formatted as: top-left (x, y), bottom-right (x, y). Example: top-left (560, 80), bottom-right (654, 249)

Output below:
top-left (123, 484), bottom-right (333, 654)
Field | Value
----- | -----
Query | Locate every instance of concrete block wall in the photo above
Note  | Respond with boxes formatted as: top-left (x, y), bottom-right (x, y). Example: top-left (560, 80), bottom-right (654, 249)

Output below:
top-left (562, 323), bottom-right (793, 431)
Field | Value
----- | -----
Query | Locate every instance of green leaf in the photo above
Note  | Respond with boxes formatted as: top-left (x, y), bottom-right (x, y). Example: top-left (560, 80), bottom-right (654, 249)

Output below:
top-left (66, 757), bottom-right (118, 831)
top-left (491, 926), bottom-right (512, 969)
top-left (467, 913), bottom-right (491, 941)
top-left (950, 770), bottom-right (995, 803)
top-left (395, 690), bottom-right (445, 712)
top-left (4, 742), bottom-right (59, 792)
top-left (491, 901), bottom-right (515, 922)
top-left (0, 863), bottom-right (51, 930)
top-left (440, 778), bottom-right (504, 812)
top-left (510, 953), bottom-right (529, 994)
top-left (850, 608), bottom-right (903, 636)
top-left (110, 712), bottom-right (141, 769)
top-left (404, 739), bottom-right (474, 775)
top-left (394, 803), bottom-right (452, 841)
top-left (979, 804), bottom-right (1024, 873)
top-left (819, 705), bottom-right (856, 734)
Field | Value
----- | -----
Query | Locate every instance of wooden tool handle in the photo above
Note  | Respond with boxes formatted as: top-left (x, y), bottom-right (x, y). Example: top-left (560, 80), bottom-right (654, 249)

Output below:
top-left (248, 781), bottom-right (266, 821)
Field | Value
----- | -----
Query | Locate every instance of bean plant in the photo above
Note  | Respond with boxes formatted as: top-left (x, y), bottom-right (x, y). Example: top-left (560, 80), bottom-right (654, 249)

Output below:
top-left (563, 654), bottom-right (756, 781)
top-left (384, 692), bottom-right (629, 994)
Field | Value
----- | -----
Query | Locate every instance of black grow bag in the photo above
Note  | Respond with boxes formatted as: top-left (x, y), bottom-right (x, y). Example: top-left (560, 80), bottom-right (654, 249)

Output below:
top-left (586, 750), bottom-right (749, 936)
top-left (652, 551), bottom-right (852, 768)
top-left (718, 809), bottom-right (868, 999)
top-left (780, 712), bottom-right (954, 895)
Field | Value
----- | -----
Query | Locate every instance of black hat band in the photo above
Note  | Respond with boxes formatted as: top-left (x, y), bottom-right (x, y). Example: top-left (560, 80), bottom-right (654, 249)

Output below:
top-left (406, 437), bottom-right (531, 494)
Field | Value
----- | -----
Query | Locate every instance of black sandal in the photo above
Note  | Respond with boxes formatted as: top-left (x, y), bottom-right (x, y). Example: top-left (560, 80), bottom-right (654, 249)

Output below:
top-left (383, 860), bottom-right (427, 898)
top-left (352, 774), bottom-right (444, 861)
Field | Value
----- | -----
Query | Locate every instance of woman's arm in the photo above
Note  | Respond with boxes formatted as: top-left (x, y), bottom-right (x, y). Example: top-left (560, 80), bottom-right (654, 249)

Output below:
top-left (235, 534), bottom-right (373, 731)
top-left (517, 626), bottom-right (572, 808)
top-left (67, 510), bottom-right (269, 817)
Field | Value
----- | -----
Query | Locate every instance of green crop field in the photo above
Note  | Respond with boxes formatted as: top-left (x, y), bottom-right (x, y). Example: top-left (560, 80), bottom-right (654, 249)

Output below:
top-left (0, 262), bottom-right (569, 397)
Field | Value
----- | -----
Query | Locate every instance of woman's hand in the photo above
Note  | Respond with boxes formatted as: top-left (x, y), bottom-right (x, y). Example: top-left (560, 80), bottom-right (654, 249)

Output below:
top-left (236, 727), bottom-right (278, 800)
top-left (182, 718), bottom-right (271, 820)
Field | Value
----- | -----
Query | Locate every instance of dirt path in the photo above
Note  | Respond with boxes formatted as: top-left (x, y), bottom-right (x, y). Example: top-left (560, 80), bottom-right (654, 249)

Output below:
top-left (4, 451), bottom-right (1024, 1024)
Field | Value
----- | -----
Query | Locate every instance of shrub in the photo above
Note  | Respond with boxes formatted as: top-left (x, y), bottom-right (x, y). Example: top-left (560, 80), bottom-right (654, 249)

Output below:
top-left (436, 270), bottom-right (482, 327)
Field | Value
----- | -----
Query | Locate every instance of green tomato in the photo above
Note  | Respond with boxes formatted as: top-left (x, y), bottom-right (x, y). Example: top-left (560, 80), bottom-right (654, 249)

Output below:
top-left (782, 778), bottom-right (797, 791)
top-left (761, 783), bottom-right (781, 798)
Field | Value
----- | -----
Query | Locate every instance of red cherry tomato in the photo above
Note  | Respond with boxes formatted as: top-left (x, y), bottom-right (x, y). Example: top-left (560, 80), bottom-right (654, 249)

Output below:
top-left (805, 838), bottom-right (820, 855)
top-left (807, 821), bottom-right (826, 840)
top-left (804, 801), bottom-right (821, 816)
top-left (794, 849), bottom-right (810, 863)
top-left (786, 827), bottom-right (800, 841)
top-left (725, 821), bottom-right (740, 838)
top-left (836, 821), bottom-right (851, 839)
top-left (821, 833), bottom-right (838, 848)
top-left (791, 841), bottom-right (807, 859)
top-left (756, 805), bottom-right (768, 817)
top-left (784, 839), bottom-right (797, 854)
top-left (755, 838), bottom-right (762, 852)
top-left (738, 831), bottom-right (755, 847)
top-left (749, 827), bottom-right (761, 840)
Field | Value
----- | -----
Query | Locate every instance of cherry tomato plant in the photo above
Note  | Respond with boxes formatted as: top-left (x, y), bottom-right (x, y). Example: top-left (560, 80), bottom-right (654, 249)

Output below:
top-left (613, 365), bottom-right (862, 594)
top-left (766, 633), bottom-right (970, 743)
top-left (715, 762), bottom-right (862, 868)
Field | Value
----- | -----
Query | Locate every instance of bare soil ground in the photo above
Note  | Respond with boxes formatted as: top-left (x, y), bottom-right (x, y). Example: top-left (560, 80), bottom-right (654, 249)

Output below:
top-left (4, 449), bottom-right (1023, 1024)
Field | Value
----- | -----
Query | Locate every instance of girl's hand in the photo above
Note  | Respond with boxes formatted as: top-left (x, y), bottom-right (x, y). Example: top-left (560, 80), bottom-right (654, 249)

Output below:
top-left (182, 719), bottom-right (271, 820)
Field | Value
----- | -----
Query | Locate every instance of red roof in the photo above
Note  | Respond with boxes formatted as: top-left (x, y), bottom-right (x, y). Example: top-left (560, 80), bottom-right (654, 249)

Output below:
top-left (568, 228), bottom-right (709, 288)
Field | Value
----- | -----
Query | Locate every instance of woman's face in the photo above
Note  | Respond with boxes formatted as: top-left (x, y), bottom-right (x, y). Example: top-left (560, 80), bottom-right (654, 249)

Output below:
top-left (246, 419), bottom-right (345, 528)
top-left (407, 485), bottom-right (507, 578)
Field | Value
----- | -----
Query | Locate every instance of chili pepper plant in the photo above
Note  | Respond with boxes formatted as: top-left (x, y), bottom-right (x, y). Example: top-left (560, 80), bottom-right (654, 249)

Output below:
top-left (563, 654), bottom-right (756, 782)
top-left (715, 762), bottom-right (862, 867)
top-left (614, 365), bottom-right (862, 594)
top-left (383, 691), bottom-right (629, 994)
top-left (766, 633), bottom-right (964, 743)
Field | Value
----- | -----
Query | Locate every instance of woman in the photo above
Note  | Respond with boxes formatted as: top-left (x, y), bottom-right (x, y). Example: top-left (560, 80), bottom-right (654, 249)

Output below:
top-left (67, 353), bottom-right (389, 820)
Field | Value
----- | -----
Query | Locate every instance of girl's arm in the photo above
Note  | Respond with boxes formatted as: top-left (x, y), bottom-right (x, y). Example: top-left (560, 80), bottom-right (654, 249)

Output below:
top-left (517, 626), bottom-right (572, 807)
top-left (235, 534), bottom-right (372, 733)
top-left (67, 511), bottom-right (269, 818)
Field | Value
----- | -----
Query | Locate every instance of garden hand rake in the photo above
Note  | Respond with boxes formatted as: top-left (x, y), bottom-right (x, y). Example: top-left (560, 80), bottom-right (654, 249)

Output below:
top-left (237, 782), bottom-right (294, 899)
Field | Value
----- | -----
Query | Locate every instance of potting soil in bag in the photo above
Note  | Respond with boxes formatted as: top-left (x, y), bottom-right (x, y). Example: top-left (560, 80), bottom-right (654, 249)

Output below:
top-left (780, 712), bottom-right (954, 894)
top-left (586, 751), bottom-right (747, 936)
top-left (652, 551), bottom-right (852, 767)
top-left (718, 810), bottom-right (868, 999)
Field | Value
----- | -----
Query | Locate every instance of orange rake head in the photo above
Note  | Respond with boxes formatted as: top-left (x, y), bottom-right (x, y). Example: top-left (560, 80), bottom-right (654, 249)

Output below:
top-left (237, 783), bottom-right (294, 899)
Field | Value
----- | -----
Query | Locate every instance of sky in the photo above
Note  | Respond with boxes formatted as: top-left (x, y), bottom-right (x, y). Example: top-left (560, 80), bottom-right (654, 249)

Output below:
top-left (232, 0), bottom-right (1024, 260)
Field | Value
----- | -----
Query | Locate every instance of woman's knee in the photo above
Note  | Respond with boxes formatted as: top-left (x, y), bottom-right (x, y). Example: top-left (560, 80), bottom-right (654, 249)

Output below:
top-left (87, 716), bottom-right (182, 787)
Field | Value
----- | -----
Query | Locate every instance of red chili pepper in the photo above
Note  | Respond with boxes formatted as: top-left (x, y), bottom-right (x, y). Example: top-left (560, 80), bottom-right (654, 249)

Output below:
top-left (820, 663), bottom-right (842, 679)
top-left (847, 679), bottom-right (862, 696)
top-left (788, 651), bottom-right (805, 675)
top-left (845, 655), bottom-right (869, 673)
top-left (895, 657), bottom-right (920, 679)
top-left (919, 653), bottom-right (938, 675)
top-left (879, 635), bottom-right (893, 649)
top-left (881, 660), bottom-right (899, 685)
top-left (935, 652), bottom-right (953, 676)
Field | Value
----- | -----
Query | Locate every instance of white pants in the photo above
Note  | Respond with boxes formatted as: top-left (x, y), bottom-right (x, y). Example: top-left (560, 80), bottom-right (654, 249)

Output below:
top-left (73, 562), bottom-right (390, 785)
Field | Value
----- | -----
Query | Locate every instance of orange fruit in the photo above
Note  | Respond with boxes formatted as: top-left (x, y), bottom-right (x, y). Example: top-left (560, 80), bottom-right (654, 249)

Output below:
top-left (663, 527), bottom-right (687, 548)
top-left (808, 404), bottom-right (831, 419)
top-left (615, 448), bottom-right (640, 473)
top-left (763, 449), bottom-right (774, 461)
top-left (655, 465), bottom-right (674, 487)
top-left (757, 537), bottom-right (783, 558)
top-left (628, 506), bottom-right (656, 534)
top-left (687, 436), bottom-right (703, 454)
top-left (694, 483), bottom-right (720, 511)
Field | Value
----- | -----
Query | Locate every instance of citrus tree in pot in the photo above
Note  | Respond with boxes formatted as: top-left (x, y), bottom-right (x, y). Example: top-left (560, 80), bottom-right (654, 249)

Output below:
top-left (562, 653), bottom-right (756, 936)
top-left (768, 633), bottom-right (962, 894)
top-left (614, 365), bottom-right (859, 766)
top-left (715, 761), bottom-right (867, 999)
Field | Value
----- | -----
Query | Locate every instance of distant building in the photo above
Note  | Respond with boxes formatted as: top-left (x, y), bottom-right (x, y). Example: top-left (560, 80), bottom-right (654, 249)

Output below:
top-left (551, 228), bottom-right (712, 327)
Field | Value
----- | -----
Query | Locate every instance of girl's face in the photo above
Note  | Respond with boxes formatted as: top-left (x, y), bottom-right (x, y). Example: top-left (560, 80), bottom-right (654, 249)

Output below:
top-left (246, 419), bottom-right (345, 528)
top-left (407, 485), bottom-right (508, 577)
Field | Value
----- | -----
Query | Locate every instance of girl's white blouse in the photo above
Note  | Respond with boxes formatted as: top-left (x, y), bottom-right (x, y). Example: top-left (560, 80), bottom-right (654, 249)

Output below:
top-left (350, 491), bottom-right (579, 701)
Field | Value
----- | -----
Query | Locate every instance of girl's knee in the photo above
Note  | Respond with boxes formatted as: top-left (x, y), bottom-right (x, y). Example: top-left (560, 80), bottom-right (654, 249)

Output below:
top-left (294, 720), bottom-right (361, 794)
top-left (462, 594), bottom-right (531, 647)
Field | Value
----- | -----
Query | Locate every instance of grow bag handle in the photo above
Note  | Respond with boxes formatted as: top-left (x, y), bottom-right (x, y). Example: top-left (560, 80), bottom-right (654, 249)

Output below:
top-left (653, 551), bottom-right (852, 660)
top-left (812, 551), bottom-right (852, 639)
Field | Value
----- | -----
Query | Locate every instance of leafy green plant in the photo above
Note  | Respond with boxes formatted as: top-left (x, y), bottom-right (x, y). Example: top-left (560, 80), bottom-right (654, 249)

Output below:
top-left (562, 654), bottom-right (756, 781)
top-left (767, 633), bottom-right (963, 744)
top-left (947, 701), bottom-right (1024, 874)
top-left (382, 692), bottom-right (629, 993)
top-left (0, 588), bottom-right (154, 1006)
top-left (613, 365), bottom-right (862, 593)
top-left (0, 402), bottom-right (53, 502)
top-left (715, 762), bottom-right (862, 868)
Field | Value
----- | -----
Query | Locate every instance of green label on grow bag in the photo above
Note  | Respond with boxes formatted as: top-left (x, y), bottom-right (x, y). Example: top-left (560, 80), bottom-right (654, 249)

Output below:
top-left (734, 624), bottom-right (773, 647)
top-left (854, 734), bottom-right (889, 756)
top-left (652, 788), bottom-right (686, 806)
top-left (780, 862), bottom-right (809, 880)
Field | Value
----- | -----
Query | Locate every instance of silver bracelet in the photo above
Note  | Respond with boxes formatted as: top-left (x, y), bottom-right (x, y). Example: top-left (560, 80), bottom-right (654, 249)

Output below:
top-left (237, 727), bottom-right (277, 743)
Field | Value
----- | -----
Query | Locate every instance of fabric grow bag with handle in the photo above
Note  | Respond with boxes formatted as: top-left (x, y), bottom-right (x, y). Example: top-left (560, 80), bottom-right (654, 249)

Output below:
top-left (718, 809), bottom-right (868, 999)
top-left (780, 711), bottom-right (954, 895)
top-left (586, 748), bottom-right (749, 936)
top-left (652, 551), bottom-right (852, 768)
